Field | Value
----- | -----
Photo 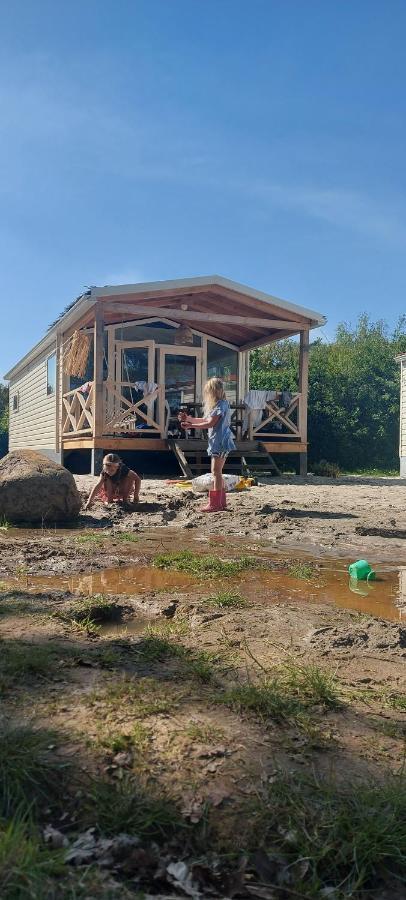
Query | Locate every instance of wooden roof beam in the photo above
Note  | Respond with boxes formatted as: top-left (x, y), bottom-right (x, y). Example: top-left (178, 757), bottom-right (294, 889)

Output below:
top-left (240, 328), bottom-right (304, 351)
top-left (102, 303), bottom-right (301, 330)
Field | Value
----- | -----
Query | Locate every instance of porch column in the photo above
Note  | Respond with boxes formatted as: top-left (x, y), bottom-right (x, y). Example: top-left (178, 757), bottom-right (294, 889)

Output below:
top-left (93, 304), bottom-right (104, 440)
top-left (298, 329), bottom-right (309, 476)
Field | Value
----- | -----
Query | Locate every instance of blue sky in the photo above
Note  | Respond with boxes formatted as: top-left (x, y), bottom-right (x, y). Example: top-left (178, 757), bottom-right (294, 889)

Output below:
top-left (1, 0), bottom-right (406, 376)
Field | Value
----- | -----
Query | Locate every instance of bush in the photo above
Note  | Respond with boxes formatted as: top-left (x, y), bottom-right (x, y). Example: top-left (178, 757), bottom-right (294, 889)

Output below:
top-left (311, 459), bottom-right (340, 478)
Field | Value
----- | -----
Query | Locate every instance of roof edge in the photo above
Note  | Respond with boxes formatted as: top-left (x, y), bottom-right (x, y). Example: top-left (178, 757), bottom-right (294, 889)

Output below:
top-left (92, 274), bottom-right (326, 326)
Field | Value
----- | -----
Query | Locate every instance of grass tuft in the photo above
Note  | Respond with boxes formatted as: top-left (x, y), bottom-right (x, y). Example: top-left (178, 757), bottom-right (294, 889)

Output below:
top-left (52, 595), bottom-right (120, 635)
top-left (0, 641), bottom-right (62, 689)
top-left (242, 770), bottom-right (406, 896)
top-left (113, 532), bottom-right (139, 543)
top-left (0, 725), bottom-right (68, 819)
top-left (0, 815), bottom-right (64, 900)
top-left (88, 675), bottom-right (175, 718)
top-left (83, 776), bottom-right (184, 839)
top-left (153, 550), bottom-right (260, 577)
top-left (222, 661), bottom-right (341, 724)
top-left (287, 561), bottom-right (318, 580)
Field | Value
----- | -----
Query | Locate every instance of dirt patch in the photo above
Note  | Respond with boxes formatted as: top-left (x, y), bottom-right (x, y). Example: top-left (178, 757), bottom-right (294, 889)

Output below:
top-left (1, 474), bottom-right (406, 897)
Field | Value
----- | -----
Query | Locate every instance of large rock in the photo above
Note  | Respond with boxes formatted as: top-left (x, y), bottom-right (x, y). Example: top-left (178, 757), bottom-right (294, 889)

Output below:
top-left (0, 450), bottom-right (82, 524)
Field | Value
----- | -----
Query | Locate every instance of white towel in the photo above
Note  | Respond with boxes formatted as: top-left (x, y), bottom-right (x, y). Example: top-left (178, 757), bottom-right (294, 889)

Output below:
top-left (242, 390), bottom-right (277, 433)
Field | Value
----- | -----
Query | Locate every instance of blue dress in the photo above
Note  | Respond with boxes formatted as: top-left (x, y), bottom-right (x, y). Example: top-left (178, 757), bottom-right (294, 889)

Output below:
top-left (207, 399), bottom-right (236, 457)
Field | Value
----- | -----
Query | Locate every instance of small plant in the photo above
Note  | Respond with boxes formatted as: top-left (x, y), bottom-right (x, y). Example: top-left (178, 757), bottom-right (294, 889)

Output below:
top-left (52, 595), bottom-right (120, 634)
top-left (287, 561), bottom-right (317, 580)
top-left (74, 532), bottom-right (108, 545)
top-left (205, 591), bottom-right (248, 608)
top-left (0, 815), bottom-right (64, 899)
top-left (88, 675), bottom-right (175, 718)
top-left (311, 459), bottom-right (340, 478)
top-left (154, 550), bottom-right (260, 577)
top-left (0, 641), bottom-right (61, 689)
top-left (0, 516), bottom-right (10, 531)
top-left (0, 725), bottom-right (67, 819)
top-left (83, 775), bottom-right (184, 839)
top-left (95, 722), bottom-right (151, 754)
top-left (186, 721), bottom-right (226, 743)
top-left (221, 661), bottom-right (341, 724)
top-left (136, 627), bottom-right (218, 683)
top-left (240, 771), bottom-right (406, 896)
top-left (113, 532), bottom-right (139, 543)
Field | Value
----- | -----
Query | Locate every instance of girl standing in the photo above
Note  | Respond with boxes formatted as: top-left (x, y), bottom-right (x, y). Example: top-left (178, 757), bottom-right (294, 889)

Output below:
top-left (180, 377), bottom-right (235, 512)
top-left (84, 453), bottom-right (141, 510)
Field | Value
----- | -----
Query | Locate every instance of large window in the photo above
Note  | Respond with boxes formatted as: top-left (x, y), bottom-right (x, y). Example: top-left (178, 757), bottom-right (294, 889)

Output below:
top-left (46, 354), bottom-right (57, 396)
top-left (114, 320), bottom-right (201, 347)
top-left (207, 341), bottom-right (238, 403)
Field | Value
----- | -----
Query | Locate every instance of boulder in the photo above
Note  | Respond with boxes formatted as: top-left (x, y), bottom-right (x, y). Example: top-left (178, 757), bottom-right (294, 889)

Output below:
top-left (0, 450), bottom-right (82, 524)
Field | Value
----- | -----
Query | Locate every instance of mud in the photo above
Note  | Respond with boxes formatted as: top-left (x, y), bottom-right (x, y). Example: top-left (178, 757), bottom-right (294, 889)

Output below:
top-left (1, 475), bottom-right (406, 897)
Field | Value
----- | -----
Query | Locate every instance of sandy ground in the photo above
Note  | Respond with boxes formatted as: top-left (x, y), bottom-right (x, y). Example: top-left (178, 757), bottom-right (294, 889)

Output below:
top-left (75, 473), bottom-right (406, 562)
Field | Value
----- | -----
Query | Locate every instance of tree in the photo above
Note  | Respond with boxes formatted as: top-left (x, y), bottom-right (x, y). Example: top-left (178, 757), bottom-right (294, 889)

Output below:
top-left (250, 315), bottom-right (406, 471)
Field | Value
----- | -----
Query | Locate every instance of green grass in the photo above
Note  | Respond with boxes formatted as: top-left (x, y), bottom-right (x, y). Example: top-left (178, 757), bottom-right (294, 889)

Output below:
top-left (186, 722), bottom-right (226, 743)
top-left (205, 591), bottom-right (248, 609)
top-left (287, 561), bottom-right (318, 580)
top-left (0, 725), bottom-right (68, 820)
top-left (93, 721), bottom-right (151, 755)
top-left (134, 627), bottom-right (219, 683)
top-left (112, 532), bottom-right (139, 543)
top-left (52, 595), bottom-right (120, 635)
top-left (74, 532), bottom-right (108, 545)
top-left (343, 467), bottom-right (400, 477)
top-left (221, 661), bottom-right (341, 724)
top-left (0, 815), bottom-right (64, 900)
top-left (241, 770), bottom-right (406, 898)
top-left (88, 675), bottom-right (175, 718)
top-left (0, 641), bottom-right (62, 689)
top-left (153, 549), bottom-right (260, 577)
top-left (370, 717), bottom-right (406, 740)
top-left (83, 776), bottom-right (184, 840)
top-left (0, 516), bottom-right (10, 531)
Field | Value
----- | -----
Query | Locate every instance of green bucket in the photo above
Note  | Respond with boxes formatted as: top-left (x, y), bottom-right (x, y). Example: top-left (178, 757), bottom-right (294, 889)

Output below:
top-left (348, 559), bottom-right (375, 581)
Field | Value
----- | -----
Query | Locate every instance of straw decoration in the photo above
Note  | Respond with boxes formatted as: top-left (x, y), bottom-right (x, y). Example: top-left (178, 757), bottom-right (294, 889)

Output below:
top-left (63, 330), bottom-right (91, 377)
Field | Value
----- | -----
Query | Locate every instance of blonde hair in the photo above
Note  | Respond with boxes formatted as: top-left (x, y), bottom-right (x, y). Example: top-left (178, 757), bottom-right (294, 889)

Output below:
top-left (203, 377), bottom-right (225, 415)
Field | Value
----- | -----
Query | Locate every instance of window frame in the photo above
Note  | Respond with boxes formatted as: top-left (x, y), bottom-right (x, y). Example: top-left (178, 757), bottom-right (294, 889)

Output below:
top-left (46, 352), bottom-right (57, 397)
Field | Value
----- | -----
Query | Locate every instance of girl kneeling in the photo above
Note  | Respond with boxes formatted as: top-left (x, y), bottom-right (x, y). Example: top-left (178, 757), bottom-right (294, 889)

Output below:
top-left (85, 453), bottom-right (141, 510)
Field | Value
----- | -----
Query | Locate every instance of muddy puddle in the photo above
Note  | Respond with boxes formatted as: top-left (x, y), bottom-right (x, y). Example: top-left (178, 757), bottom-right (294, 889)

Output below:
top-left (5, 564), bottom-right (194, 596)
top-left (239, 564), bottom-right (406, 622)
top-left (3, 554), bottom-right (405, 622)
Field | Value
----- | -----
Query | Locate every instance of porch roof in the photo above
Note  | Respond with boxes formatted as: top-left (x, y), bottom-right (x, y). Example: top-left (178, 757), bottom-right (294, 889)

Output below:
top-left (5, 275), bottom-right (326, 380)
top-left (92, 275), bottom-right (326, 350)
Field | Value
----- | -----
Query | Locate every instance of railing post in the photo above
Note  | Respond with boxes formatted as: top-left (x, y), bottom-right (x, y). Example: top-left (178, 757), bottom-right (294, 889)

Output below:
top-left (93, 305), bottom-right (104, 439)
top-left (299, 329), bottom-right (309, 475)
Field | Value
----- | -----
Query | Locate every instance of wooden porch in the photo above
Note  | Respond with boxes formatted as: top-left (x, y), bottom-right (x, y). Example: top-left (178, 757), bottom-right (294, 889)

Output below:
top-left (57, 276), bottom-right (322, 474)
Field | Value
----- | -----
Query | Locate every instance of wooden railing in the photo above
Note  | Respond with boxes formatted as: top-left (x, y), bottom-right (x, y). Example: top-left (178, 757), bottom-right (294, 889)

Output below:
top-left (248, 393), bottom-right (302, 440)
top-left (62, 383), bottom-right (94, 436)
top-left (103, 381), bottom-right (162, 434)
top-left (61, 384), bottom-right (304, 443)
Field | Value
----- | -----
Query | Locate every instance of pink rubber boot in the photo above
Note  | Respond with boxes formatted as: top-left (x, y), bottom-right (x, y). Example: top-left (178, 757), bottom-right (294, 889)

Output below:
top-left (219, 489), bottom-right (227, 510)
top-left (200, 490), bottom-right (223, 512)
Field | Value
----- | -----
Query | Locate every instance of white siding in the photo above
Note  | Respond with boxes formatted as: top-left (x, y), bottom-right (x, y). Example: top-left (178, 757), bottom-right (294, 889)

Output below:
top-left (9, 343), bottom-right (57, 454)
top-left (401, 359), bottom-right (406, 457)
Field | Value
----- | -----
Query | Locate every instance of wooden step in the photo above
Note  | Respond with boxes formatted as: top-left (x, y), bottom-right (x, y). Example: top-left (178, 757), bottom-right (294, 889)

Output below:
top-left (169, 439), bottom-right (281, 478)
